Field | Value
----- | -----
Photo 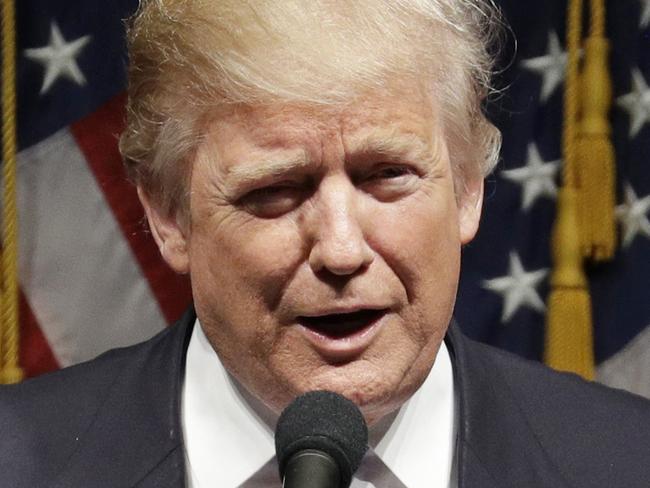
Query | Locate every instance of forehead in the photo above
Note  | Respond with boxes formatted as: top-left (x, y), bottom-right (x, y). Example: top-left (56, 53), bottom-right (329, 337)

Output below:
top-left (202, 88), bottom-right (440, 165)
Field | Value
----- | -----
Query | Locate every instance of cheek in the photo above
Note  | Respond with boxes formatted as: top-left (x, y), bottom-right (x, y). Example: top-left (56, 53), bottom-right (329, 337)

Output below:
top-left (189, 216), bottom-right (305, 355)
top-left (365, 191), bottom-right (461, 294)
top-left (191, 215), bottom-right (305, 303)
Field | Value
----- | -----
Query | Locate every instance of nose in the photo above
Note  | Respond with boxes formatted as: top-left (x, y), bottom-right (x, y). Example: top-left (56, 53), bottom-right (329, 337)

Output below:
top-left (308, 178), bottom-right (374, 276)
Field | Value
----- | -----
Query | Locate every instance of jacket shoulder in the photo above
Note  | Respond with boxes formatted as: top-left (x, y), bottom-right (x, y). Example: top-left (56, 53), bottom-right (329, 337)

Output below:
top-left (0, 313), bottom-right (192, 487)
top-left (472, 338), bottom-right (650, 420)
top-left (464, 335), bottom-right (650, 486)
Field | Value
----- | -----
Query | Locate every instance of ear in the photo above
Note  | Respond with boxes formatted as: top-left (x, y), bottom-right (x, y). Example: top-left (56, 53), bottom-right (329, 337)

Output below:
top-left (457, 177), bottom-right (484, 245)
top-left (138, 187), bottom-right (190, 274)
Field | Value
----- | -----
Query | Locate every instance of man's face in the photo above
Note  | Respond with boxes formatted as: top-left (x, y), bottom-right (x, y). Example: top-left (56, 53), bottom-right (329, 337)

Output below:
top-left (146, 87), bottom-right (483, 424)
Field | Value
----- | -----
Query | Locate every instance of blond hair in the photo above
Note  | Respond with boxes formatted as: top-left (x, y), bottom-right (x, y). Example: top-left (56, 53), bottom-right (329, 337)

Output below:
top-left (120, 0), bottom-right (504, 216)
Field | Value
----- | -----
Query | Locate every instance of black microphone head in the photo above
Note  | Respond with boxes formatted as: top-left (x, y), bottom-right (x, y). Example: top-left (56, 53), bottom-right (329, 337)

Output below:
top-left (275, 390), bottom-right (368, 487)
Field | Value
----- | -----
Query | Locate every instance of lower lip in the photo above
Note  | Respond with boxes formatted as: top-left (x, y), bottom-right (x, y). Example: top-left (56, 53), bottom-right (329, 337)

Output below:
top-left (298, 312), bottom-right (387, 362)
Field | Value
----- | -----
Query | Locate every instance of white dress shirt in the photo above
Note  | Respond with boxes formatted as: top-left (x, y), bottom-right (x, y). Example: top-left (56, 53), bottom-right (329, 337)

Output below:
top-left (182, 320), bottom-right (457, 487)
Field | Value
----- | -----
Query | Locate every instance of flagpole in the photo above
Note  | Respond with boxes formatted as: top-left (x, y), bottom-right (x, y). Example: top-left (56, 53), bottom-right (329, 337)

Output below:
top-left (1, 0), bottom-right (23, 384)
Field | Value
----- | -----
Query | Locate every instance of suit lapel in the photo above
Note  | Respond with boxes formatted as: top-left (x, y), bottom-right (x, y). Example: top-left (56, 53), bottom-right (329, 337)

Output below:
top-left (52, 309), bottom-right (196, 488)
top-left (446, 324), bottom-right (571, 488)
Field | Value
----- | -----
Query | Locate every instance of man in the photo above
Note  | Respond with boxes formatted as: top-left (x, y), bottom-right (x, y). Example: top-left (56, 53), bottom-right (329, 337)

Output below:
top-left (2, 0), bottom-right (650, 487)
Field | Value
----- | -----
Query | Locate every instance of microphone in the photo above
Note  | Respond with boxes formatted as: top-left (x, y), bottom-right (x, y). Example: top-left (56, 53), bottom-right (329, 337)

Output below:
top-left (275, 390), bottom-right (368, 488)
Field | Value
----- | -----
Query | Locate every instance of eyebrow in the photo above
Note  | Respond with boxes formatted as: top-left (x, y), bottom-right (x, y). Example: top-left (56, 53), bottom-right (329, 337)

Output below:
top-left (223, 149), bottom-right (312, 190)
top-left (346, 131), bottom-right (436, 164)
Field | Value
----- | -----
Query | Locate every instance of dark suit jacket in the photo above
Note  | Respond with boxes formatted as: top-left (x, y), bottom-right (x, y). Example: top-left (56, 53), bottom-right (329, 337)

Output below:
top-left (2, 308), bottom-right (650, 487)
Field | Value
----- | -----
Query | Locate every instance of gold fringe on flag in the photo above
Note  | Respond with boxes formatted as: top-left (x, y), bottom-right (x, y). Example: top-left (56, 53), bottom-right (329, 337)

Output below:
top-left (0, 0), bottom-right (23, 384)
top-left (575, 0), bottom-right (616, 261)
top-left (545, 186), bottom-right (595, 379)
top-left (544, 0), bottom-right (603, 380)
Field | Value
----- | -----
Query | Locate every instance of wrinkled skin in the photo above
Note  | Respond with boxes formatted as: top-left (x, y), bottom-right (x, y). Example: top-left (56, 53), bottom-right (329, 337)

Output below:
top-left (142, 86), bottom-right (483, 425)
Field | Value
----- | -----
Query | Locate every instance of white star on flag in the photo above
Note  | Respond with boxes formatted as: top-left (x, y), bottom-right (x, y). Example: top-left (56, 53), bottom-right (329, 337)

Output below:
top-left (520, 31), bottom-right (567, 102)
top-left (24, 21), bottom-right (92, 95)
top-left (641, 0), bottom-right (650, 28)
top-left (482, 253), bottom-right (549, 323)
top-left (616, 183), bottom-right (650, 248)
top-left (616, 68), bottom-right (650, 138)
top-left (501, 143), bottom-right (560, 211)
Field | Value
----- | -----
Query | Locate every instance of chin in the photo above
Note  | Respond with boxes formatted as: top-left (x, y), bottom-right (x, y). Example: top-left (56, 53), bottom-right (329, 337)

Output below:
top-left (298, 362), bottom-right (412, 424)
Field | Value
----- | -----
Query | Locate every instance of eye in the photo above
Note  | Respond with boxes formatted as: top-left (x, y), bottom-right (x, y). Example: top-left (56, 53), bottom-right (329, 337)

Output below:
top-left (370, 166), bottom-right (413, 180)
top-left (239, 184), bottom-right (305, 218)
top-left (361, 164), bottom-right (420, 200)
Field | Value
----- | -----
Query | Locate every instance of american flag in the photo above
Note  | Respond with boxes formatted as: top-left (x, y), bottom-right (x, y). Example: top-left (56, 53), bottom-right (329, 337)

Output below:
top-left (456, 0), bottom-right (650, 398)
top-left (16, 0), bottom-right (190, 377)
top-left (14, 0), bottom-right (650, 397)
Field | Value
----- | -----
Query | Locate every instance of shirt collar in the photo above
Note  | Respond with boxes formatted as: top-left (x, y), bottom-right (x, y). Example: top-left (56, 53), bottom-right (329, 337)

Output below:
top-left (182, 319), bottom-right (456, 487)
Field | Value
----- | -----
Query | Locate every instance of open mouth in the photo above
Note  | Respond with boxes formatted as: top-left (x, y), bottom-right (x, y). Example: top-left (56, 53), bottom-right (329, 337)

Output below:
top-left (298, 309), bottom-right (388, 339)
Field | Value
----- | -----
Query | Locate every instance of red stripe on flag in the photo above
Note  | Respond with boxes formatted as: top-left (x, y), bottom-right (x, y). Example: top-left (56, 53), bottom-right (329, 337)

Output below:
top-left (20, 290), bottom-right (60, 377)
top-left (70, 94), bottom-right (192, 324)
